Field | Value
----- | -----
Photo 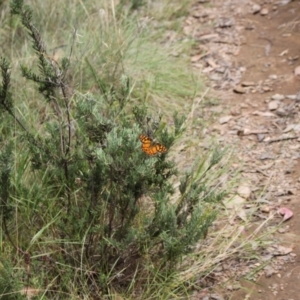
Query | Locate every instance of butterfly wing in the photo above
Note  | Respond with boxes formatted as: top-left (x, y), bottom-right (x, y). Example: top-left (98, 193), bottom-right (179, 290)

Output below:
top-left (139, 134), bottom-right (167, 156)
top-left (154, 143), bottom-right (167, 154)
top-left (139, 134), bottom-right (151, 152)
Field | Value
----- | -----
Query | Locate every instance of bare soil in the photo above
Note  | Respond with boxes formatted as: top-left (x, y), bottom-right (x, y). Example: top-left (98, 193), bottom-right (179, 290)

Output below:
top-left (186, 0), bottom-right (300, 299)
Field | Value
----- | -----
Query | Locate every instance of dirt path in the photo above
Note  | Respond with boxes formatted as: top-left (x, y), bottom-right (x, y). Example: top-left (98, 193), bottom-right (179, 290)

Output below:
top-left (186, 0), bottom-right (300, 299)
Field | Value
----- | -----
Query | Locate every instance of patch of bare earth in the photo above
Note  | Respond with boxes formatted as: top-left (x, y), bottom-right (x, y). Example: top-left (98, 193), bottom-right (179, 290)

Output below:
top-left (186, 0), bottom-right (300, 299)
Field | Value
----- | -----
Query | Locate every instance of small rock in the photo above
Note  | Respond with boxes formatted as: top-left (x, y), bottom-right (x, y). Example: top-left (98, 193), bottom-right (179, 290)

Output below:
top-left (239, 66), bottom-right (246, 73)
top-left (257, 133), bottom-right (265, 142)
top-left (238, 209), bottom-right (247, 222)
top-left (191, 54), bottom-right (202, 62)
top-left (258, 153), bottom-right (274, 160)
top-left (271, 93), bottom-right (285, 101)
top-left (289, 55), bottom-right (299, 62)
top-left (265, 266), bottom-right (276, 277)
top-left (273, 245), bottom-right (292, 256)
top-left (192, 11), bottom-right (202, 18)
top-left (241, 81), bottom-right (255, 87)
top-left (286, 95), bottom-right (296, 100)
top-left (216, 17), bottom-right (234, 28)
top-left (252, 4), bottom-right (261, 14)
top-left (214, 266), bottom-right (223, 272)
top-left (294, 65), bottom-right (300, 78)
top-left (283, 124), bottom-right (300, 132)
top-left (237, 185), bottom-right (251, 199)
top-left (261, 205), bottom-right (271, 213)
top-left (235, 7), bottom-right (243, 16)
top-left (230, 107), bottom-right (241, 116)
top-left (252, 110), bottom-right (275, 117)
top-left (233, 86), bottom-right (246, 94)
top-left (219, 115), bottom-right (232, 124)
top-left (276, 108), bottom-right (288, 117)
top-left (277, 0), bottom-right (294, 6)
top-left (262, 86), bottom-right (272, 92)
top-left (278, 207), bottom-right (293, 221)
top-left (268, 100), bottom-right (279, 110)
top-left (223, 195), bottom-right (245, 209)
top-left (245, 23), bottom-right (255, 30)
top-left (261, 254), bottom-right (273, 261)
top-left (260, 8), bottom-right (269, 15)
top-left (198, 33), bottom-right (219, 42)
top-left (227, 284), bottom-right (241, 291)
top-left (210, 294), bottom-right (224, 300)
top-left (269, 74), bottom-right (277, 80)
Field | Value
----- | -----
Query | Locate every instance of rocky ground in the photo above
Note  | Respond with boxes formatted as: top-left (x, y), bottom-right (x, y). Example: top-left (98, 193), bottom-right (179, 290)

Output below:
top-left (185, 0), bottom-right (300, 299)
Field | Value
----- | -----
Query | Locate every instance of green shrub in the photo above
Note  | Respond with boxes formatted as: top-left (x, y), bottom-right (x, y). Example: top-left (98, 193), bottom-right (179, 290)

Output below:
top-left (0, 0), bottom-right (226, 298)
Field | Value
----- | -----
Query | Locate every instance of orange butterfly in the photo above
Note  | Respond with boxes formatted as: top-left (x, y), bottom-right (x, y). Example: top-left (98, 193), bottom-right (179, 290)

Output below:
top-left (139, 134), bottom-right (167, 156)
